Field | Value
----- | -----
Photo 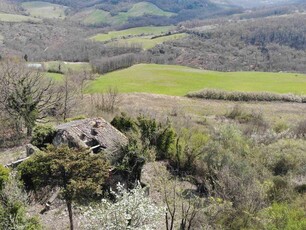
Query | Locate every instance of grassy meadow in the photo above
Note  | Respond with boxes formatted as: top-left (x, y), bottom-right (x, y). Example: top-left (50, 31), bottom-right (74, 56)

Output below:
top-left (81, 2), bottom-right (175, 26)
top-left (83, 10), bottom-right (110, 25)
top-left (86, 64), bottom-right (306, 96)
top-left (0, 13), bottom-right (41, 23)
top-left (91, 26), bottom-right (175, 42)
top-left (43, 61), bottom-right (92, 73)
top-left (91, 25), bottom-right (185, 50)
top-left (108, 33), bottom-right (187, 49)
top-left (45, 72), bottom-right (63, 81)
top-left (21, 1), bottom-right (67, 19)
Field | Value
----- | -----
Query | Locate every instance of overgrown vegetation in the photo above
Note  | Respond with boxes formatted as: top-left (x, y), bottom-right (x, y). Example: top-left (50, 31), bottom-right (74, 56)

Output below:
top-left (187, 88), bottom-right (306, 103)
top-left (1, 1), bottom-right (306, 229)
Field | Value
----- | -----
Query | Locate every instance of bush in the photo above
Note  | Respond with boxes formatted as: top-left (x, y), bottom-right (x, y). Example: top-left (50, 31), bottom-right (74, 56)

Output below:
top-left (226, 105), bottom-right (267, 126)
top-left (111, 113), bottom-right (137, 133)
top-left (30, 125), bottom-right (56, 149)
top-left (0, 174), bottom-right (42, 229)
top-left (273, 120), bottom-right (289, 133)
top-left (267, 176), bottom-right (295, 202)
top-left (293, 120), bottom-right (306, 138)
top-left (260, 202), bottom-right (306, 230)
top-left (111, 114), bottom-right (177, 161)
top-left (262, 139), bottom-right (306, 176)
top-left (0, 165), bottom-right (9, 191)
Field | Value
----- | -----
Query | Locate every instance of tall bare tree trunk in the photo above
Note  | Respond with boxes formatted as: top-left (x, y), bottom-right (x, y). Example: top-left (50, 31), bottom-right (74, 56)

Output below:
top-left (66, 200), bottom-right (74, 230)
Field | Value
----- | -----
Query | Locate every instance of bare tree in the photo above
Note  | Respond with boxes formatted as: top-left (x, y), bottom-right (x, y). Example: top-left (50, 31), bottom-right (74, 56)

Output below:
top-left (0, 59), bottom-right (60, 136)
top-left (90, 87), bottom-right (120, 113)
top-left (162, 177), bottom-right (204, 230)
top-left (57, 73), bottom-right (79, 121)
top-left (72, 70), bottom-right (95, 100)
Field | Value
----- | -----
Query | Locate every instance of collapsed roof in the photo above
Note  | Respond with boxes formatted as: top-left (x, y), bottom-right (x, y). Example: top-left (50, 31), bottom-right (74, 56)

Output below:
top-left (53, 118), bottom-right (128, 164)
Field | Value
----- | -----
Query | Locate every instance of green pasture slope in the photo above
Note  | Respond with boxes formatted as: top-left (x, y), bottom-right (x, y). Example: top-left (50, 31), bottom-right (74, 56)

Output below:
top-left (22, 1), bottom-right (67, 19)
top-left (91, 26), bottom-right (175, 42)
top-left (109, 33), bottom-right (187, 49)
top-left (0, 13), bottom-right (41, 23)
top-left (91, 26), bottom-right (186, 50)
top-left (83, 10), bottom-right (110, 25)
top-left (82, 2), bottom-right (175, 26)
top-left (86, 64), bottom-right (306, 96)
top-left (125, 2), bottom-right (175, 18)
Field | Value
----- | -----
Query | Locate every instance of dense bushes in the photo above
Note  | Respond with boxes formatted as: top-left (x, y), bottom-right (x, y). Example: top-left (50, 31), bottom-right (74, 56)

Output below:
top-left (30, 125), bottom-right (57, 149)
top-left (112, 114), bottom-right (177, 161)
top-left (111, 113), bottom-right (306, 229)
top-left (259, 202), bottom-right (306, 230)
top-left (0, 174), bottom-right (42, 229)
top-left (187, 88), bottom-right (306, 103)
top-left (262, 139), bottom-right (306, 177)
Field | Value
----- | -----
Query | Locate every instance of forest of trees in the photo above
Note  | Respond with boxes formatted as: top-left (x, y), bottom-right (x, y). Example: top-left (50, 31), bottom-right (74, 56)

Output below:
top-left (152, 13), bottom-right (306, 73)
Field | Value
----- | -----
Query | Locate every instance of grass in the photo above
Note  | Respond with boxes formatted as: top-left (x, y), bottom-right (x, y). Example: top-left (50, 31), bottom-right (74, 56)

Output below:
top-left (21, 1), bottom-right (67, 19)
top-left (0, 13), bottom-right (41, 23)
top-left (81, 2), bottom-right (175, 26)
top-left (86, 64), bottom-right (306, 96)
top-left (83, 10), bottom-right (111, 25)
top-left (91, 26), bottom-right (175, 42)
top-left (43, 61), bottom-right (92, 73)
top-left (109, 33), bottom-right (187, 49)
top-left (125, 2), bottom-right (175, 18)
top-left (45, 72), bottom-right (63, 81)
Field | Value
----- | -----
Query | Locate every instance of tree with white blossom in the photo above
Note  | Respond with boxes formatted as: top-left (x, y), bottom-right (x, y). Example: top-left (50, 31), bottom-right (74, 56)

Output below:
top-left (80, 183), bottom-right (165, 230)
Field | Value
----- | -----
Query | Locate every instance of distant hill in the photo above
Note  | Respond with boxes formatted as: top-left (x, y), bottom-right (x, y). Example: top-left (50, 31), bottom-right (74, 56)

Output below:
top-left (215, 0), bottom-right (301, 8)
top-left (16, 0), bottom-right (237, 25)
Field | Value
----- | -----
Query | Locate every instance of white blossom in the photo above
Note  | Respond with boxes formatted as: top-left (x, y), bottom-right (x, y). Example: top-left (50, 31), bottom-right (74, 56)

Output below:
top-left (80, 183), bottom-right (165, 230)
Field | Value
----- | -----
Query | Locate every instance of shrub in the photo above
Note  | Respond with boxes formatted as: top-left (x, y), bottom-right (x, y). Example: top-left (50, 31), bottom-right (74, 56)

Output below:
top-left (30, 125), bottom-right (56, 149)
top-left (260, 202), bottom-right (306, 230)
top-left (293, 120), bottom-right (306, 138)
top-left (111, 113), bottom-right (137, 133)
top-left (0, 174), bottom-right (42, 229)
top-left (0, 165), bottom-right (9, 191)
top-left (262, 139), bottom-right (306, 176)
top-left (267, 176), bottom-right (295, 202)
top-left (273, 120), bottom-right (289, 133)
top-left (226, 105), bottom-right (267, 127)
top-left (111, 114), bottom-right (177, 161)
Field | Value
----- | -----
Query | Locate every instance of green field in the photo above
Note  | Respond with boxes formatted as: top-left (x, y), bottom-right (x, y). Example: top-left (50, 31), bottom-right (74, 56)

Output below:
top-left (45, 72), bottom-right (63, 81)
top-left (91, 26), bottom-right (185, 50)
top-left (43, 61), bottom-right (92, 73)
top-left (109, 33), bottom-right (187, 49)
top-left (86, 64), bottom-right (306, 96)
top-left (91, 26), bottom-right (175, 42)
top-left (81, 2), bottom-right (175, 26)
top-left (22, 1), bottom-right (67, 19)
top-left (124, 2), bottom-right (175, 18)
top-left (0, 13), bottom-right (41, 23)
top-left (83, 10), bottom-right (110, 25)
